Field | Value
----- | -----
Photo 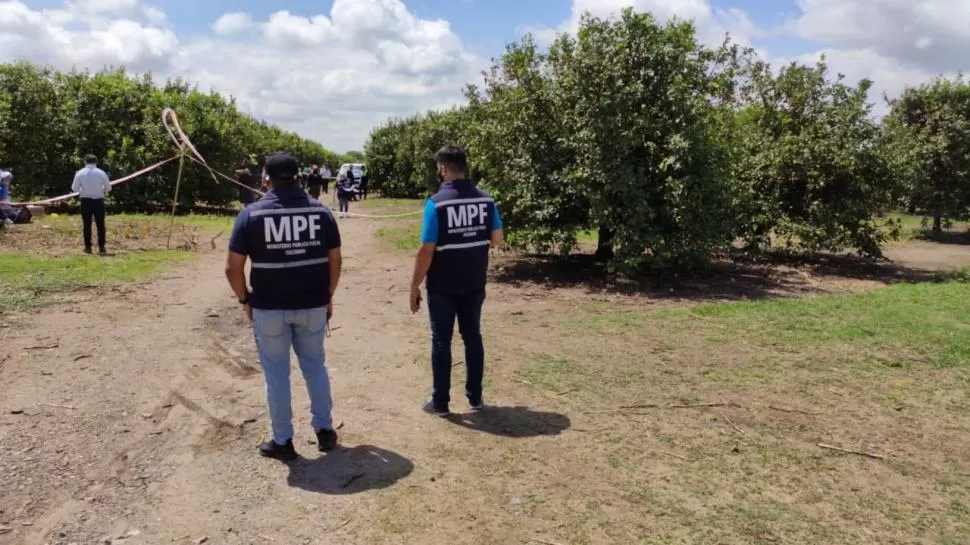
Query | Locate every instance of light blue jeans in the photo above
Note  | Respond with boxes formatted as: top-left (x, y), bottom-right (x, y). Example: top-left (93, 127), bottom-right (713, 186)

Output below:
top-left (253, 307), bottom-right (334, 444)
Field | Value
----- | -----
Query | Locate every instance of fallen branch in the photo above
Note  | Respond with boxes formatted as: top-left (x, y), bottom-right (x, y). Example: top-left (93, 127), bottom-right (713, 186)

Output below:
top-left (670, 402), bottom-right (732, 409)
top-left (817, 443), bottom-right (885, 460)
top-left (72, 354), bottom-right (92, 362)
top-left (24, 344), bottom-right (59, 350)
top-left (42, 403), bottom-right (76, 410)
top-left (209, 230), bottom-right (225, 250)
top-left (556, 387), bottom-right (578, 396)
top-left (768, 405), bottom-right (820, 416)
top-left (717, 409), bottom-right (745, 435)
top-left (529, 538), bottom-right (565, 545)
top-left (586, 409), bottom-right (652, 416)
top-left (653, 450), bottom-right (689, 461)
top-left (619, 403), bottom-right (661, 409)
top-left (512, 378), bottom-right (532, 386)
top-left (329, 519), bottom-right (351, 531)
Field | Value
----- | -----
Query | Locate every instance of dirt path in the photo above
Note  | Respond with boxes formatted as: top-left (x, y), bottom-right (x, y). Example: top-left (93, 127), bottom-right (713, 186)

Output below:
top-left (0, 217), bottom-right (513, 545)
top-left (3, 216), bottom-right (970, 545)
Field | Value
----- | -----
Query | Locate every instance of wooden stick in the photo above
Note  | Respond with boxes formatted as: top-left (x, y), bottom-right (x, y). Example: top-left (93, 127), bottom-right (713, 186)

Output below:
top-left (167, 147), bottom-right (187, 250)
top-left (717, 410), bottom-right (745, 435)
top-left (512, 378), bottom-right (532, 386)
top-left (24, 344), bottom-right (59, 350)
top-left (619, 403), bottom-right (660, 409)
top-left (556, 387), bottom-right (578, 396)
top-left (529, 538), bottom-right (565, 545)
top-left (670, 402), bottom-right (730, 408)
top-left (42, 403), bottom-right (76, 410)
top-left (653, 450), bottom-right (689, 461)
top-left (329, 519), bottom-right (351, 531)
top-left (72, 354), bottom-right (92, 362)
top-left (768, 405), bottom-right (820, 416)
top-left (817, 443), bottom-right (885, 460)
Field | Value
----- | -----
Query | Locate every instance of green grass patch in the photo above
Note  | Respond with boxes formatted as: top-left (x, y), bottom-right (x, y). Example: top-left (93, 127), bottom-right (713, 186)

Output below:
top-left (0, 250), bottom-right (193, 312)
top-left (887, 213), bottom-right (970, 241)
top-left (359, 197), bottom-right (424, 210)
top-left (375, 223), bottom-right (421, 250)
top-left (665, 281), bottom-right (970, 368)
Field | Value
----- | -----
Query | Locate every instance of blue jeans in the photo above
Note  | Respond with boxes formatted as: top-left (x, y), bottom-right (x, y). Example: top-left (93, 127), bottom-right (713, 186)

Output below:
top-left (338, 194), bottom-right (350, 213)
top-left (253, 307), bottom-right (334, 444)
top-left (428, 289), bottom-right (486, 407)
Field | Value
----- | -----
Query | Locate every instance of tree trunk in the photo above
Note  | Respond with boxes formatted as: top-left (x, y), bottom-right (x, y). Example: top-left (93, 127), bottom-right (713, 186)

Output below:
top-left (933, 215), bottom-right (943, 235)
top-left (594, 226), bottom-right (615, 262)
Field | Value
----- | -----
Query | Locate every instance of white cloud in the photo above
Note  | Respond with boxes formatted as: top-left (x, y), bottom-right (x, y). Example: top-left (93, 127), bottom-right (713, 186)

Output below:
top-left (0, 0), bottom-right (482, 152)
top-left (211, 12), bottom-right (252, 36)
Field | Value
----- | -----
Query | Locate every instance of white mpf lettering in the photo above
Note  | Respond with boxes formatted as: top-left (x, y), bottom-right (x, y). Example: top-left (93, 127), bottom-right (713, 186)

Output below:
top-left (264, 216), bottom-right (291, 242)
top-left (292, 215), bottom-right (308, 239)
top-left (264, 214), bottom-right (323, 243)
top-left (308, 214), bottom-right (321, 239)
top-left (446, 204), bottom-right (489, 228)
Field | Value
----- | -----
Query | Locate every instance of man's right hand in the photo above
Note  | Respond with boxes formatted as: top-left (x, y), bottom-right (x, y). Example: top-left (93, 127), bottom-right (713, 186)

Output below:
top-left (327, 301), bottom-right (334, 321)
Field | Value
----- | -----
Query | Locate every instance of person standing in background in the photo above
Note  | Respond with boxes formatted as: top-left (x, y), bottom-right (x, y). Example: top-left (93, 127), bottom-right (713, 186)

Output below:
top-left (72, 154), bottom-right (112, 255)
top-left (235, 156), bottom-right (259, 206)
top-left (409, 145), bottom-right (504, 416)
top-left (336, 172), bottom-right (354, 218)
top-left (359, 165), bottom-right (369, 200)
top-left (0, 168), bottom-right (12, 202)
top-left (307, 165), bottom-right (325, 199)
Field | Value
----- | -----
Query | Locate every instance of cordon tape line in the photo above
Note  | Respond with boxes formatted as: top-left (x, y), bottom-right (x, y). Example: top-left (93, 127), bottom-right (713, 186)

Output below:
top-left (14, 107), bottom-right (423, 219)
top-left (13, 155), bottom-right (180, 207)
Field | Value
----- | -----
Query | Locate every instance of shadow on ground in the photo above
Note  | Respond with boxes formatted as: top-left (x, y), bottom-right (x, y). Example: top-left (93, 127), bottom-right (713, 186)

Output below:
top-left (490, 250), bottom-right (941, 301)
top-left (446, 405), bottom-right (570, 437)
top-left (914, 230), bottom-right (970, 246)
top-left (287, 444), bottom-right (414, 494)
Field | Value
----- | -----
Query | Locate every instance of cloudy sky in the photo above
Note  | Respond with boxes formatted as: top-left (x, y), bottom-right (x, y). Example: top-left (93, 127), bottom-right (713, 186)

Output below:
top-left (0, 0), bottom-right (965, 152)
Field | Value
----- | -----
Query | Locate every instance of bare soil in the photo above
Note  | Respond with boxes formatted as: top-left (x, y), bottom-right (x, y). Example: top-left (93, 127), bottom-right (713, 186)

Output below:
top-left (1, 214), bottom-right (969, 545)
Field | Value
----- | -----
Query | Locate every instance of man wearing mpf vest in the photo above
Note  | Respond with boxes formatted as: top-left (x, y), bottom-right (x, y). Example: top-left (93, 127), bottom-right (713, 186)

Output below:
top-left (225, 152), bottom-right (343, 461)
top-left (410, 145), bottom-right (505, 416)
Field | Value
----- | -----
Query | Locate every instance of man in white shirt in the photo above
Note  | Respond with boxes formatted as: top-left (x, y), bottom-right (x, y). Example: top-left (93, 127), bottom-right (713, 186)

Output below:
top-left (71, 154), bottom-right (111, 255)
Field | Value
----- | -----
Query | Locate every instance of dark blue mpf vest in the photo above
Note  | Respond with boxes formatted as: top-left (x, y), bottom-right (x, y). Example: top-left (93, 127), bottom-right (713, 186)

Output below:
top-left (426, 180), bottom-right (496, 295)
top-left (243, 187), bottom-right (337, 310)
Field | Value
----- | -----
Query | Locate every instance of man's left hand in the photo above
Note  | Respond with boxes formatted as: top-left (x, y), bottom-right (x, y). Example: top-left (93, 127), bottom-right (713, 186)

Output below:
top-left (244, 303), bottom-right (252, 322)
top-left (410, 286), bottom-right (422, 313)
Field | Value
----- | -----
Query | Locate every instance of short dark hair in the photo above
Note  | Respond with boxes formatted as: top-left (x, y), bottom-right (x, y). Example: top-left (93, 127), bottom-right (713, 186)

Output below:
top-left (84, 154), bottom-right (98, 164)
top-left (263, 152), bottom-right (300, 186)
top-left (435, 145), bottom-right (467, 173)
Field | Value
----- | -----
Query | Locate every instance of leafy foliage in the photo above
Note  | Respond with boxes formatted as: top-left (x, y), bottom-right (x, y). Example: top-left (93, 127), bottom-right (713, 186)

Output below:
top-left (882, 76), bottom-right (970, 234)
top-left (731, 58), bottom-right (893, 257)
top-left (0, 62), bottom-right (347, 210)
top-left (364, 108), bottom-right (468, 199)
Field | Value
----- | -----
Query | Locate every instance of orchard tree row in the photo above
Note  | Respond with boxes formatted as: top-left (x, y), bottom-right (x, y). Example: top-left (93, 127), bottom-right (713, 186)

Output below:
top-left (0, 62), bottom-right (348, 211)
top-left (365, 9), bottom-right (970, 266)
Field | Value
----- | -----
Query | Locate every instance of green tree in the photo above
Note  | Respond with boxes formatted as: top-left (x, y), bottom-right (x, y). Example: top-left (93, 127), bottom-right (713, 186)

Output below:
top-left (0, 61), bottom-right (341, 211)
top-left (882, 76), bottom-right (970, 234)
top-left (731, 58), bottom-right (893, 257)
top-left (469, 10), bottom-right (740, 266)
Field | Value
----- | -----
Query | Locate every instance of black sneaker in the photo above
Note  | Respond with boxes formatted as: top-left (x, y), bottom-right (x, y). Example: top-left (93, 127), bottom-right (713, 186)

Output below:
top-left (98, 247), bottom-right (107, 255)
top-left (258, 439), bottom-right (297, 461)
top-left (468, 397), bottom-right (484, 411)
top-left (422, 398), bottom-right (450, 417)
top-left (83, 247), bottom-right (92, 254)
top-left (315, 428), bottom-right (338, 452)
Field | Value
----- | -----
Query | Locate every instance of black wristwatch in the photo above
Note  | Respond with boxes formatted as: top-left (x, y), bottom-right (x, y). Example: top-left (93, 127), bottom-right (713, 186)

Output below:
top-left (239, 295), bottom-right (250, 305)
